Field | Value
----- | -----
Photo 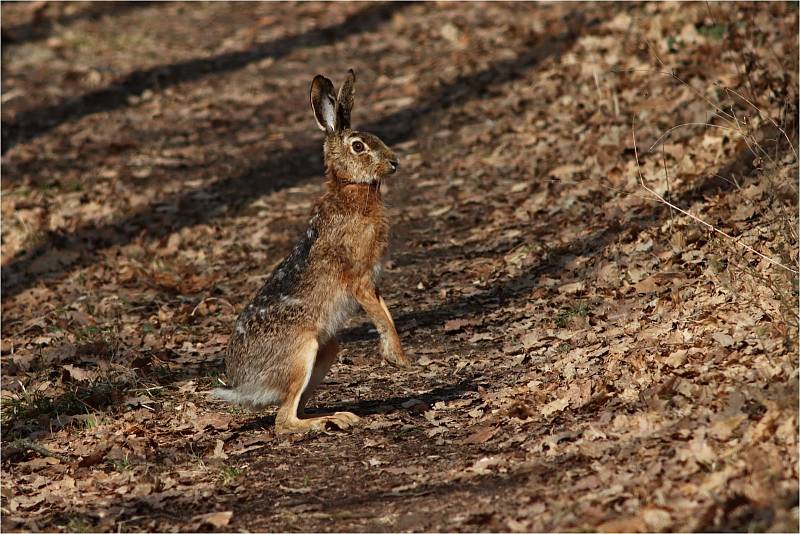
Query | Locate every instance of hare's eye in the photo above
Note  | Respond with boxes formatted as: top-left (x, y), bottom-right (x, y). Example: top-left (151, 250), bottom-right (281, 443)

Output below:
top-left (351, 140), bottom-right (365, 153)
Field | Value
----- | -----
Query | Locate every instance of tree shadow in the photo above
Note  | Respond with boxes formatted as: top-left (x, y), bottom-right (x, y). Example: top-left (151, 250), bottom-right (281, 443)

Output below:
top-left (1, 4), bottom-right (615, 300)
top-left (286, 451), bottom-right (589, 512)
top-left (1, 2), bottom-right (159, 46)
top-left (393, 224), bottom-right (621, 332)
top-left (1, 1), bottom-right (415, 153)
top-left (92, 449), bottom-right (591, 532)
top-left (384, 123), bottom-right (787, 336)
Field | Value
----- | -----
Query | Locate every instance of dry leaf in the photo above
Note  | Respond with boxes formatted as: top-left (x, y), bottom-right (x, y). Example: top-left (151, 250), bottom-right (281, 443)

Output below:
top-left (711, 332), bottom-right (735, 347)
top-left (640, 507), bottom-right (672, 531)
top-left (558, 281), bottom-right (585, 295)
top-left (62, 364), bottom-right (97, 382)
top-left (462, 426), bottom-right (497, 444)
top-left (192, 413), bottom-right (233, 431)
top-left (541, 397), bottom-right (569, 417)
top-left (193, 511), bottom-right (233, 528)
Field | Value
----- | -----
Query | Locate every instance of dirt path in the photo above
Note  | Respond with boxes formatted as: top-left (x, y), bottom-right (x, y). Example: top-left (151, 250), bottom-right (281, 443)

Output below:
top-left (2, 2), bottom-right (798, 532)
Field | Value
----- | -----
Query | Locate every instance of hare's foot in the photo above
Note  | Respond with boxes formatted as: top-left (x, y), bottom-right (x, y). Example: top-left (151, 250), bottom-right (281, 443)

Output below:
top-left (275, 415), bottom-right (325, 434)
top-left (275, 412), bottom-right (360, 434)
top-left (326, 411), bottom-right (361, 428)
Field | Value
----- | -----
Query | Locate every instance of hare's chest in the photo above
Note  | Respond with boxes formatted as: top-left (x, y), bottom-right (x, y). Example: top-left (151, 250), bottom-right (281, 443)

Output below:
top-left (348, 217), bottom-right (387, 267)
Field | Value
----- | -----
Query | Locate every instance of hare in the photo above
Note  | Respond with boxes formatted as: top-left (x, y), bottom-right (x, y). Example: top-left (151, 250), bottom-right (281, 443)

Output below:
top-left (213, 69), bottom-right (409, 434)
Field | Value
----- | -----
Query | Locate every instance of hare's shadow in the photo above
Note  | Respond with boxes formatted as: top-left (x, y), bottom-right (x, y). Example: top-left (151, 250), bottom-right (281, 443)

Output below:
top-left (236, 377), bottom-right (477, 432)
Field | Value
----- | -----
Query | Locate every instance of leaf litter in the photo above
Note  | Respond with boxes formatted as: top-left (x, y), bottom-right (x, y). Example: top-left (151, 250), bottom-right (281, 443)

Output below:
top-left (1, 1), bottom-right (797, 532)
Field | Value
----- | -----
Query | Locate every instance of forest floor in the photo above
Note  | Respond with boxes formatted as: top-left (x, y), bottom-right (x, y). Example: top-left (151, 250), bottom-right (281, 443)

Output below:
top-left (1, 2), bottom-right (798, 532)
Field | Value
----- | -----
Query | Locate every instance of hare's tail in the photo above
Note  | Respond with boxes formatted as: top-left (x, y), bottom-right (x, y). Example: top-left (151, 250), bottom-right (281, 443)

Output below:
top-left (210, 386), bottom-right (281, 407)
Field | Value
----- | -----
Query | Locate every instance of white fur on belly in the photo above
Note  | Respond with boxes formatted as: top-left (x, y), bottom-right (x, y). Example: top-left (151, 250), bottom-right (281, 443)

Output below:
top-left (320, 292), bottom-right (358, 340)
top-left (211, 386), bottom-right (281, 407)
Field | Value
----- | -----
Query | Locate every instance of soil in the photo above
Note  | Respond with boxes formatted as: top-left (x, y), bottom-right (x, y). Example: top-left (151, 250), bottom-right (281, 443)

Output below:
top-left (1, 2), bottom-right (798, 532)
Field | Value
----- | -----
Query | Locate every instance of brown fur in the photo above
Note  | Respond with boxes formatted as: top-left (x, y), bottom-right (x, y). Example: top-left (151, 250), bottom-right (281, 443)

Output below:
top-left (213, 70), bottom-right (408, 434)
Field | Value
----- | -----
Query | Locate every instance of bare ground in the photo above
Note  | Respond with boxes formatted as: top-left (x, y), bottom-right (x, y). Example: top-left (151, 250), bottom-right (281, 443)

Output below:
top-left (1, 2), bottom-right (798, 532)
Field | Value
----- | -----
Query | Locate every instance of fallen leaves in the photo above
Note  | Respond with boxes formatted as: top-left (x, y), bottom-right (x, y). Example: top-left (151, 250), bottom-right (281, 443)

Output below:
top-left (0, 1), bottom-right (796, 533)
top-left (193, 412), bottom-right (233, 432)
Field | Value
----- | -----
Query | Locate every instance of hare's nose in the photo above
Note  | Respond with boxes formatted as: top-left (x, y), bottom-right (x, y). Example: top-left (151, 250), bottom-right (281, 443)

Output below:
top-left (388, 160), bottom-right (398, 173)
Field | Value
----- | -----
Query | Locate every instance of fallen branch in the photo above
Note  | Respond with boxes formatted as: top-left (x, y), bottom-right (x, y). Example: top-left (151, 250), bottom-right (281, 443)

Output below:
top-left (5, 438), bottom-right (71, 463)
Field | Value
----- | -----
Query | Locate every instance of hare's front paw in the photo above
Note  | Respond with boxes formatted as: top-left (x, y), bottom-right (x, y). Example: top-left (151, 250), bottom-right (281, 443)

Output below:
top-left (384, 347), bottom-right (411, 368)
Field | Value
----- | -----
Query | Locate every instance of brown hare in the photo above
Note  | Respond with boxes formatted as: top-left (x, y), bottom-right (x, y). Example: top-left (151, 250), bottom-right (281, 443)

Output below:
top-left (213, 69), bottom-right (409, 434)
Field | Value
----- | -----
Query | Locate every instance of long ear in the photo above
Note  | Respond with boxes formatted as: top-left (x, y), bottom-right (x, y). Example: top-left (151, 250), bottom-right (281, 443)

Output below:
top-left (335, 69), bottom-right (355, 132)
top-left (310, 75), bottom-right (337, 133)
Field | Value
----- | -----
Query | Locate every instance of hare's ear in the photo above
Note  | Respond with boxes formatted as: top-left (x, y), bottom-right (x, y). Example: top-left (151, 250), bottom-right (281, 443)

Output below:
top-left (335, 69), bottom-right (355, 132)
top-left (310, 75), bottom-right (337, 133)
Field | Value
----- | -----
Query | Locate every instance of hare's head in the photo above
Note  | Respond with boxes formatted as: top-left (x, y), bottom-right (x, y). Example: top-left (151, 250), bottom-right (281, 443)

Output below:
top-left (310, 70), bottom-right (398, 184)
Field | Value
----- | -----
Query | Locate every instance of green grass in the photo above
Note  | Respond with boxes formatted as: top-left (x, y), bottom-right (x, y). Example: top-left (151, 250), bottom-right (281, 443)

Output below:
top-left (108, 457), bottom-right (132, 472)
top-left (555, 302), bottom-right (590, 327)
top-left (697, 23), bottom-right (727, 41)
top-left (74, 324), bottom-right (117, 344)
top-left (66, 516), bottom-right (92, 533)
top-left (556, 342), bottom-right (571, 354)
top-left (219, 465), bottom-right (244, 485)
top-left (1, 379), bottom-right (130, 439)
top-left (666, 35), bottom-right (678, 54)
top-left (1, 387), bottom-right (85, 426)
top-left (83, 414), bottom-right (108, 430)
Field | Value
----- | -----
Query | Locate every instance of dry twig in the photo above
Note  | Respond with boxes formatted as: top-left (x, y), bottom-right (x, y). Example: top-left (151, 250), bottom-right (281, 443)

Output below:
top-left (631, 118), bottom-right (798, 275)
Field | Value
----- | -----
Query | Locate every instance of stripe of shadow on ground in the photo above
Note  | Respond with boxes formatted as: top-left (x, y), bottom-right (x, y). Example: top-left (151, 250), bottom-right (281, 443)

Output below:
top-left (1, 5), bottom-right (615, 299)
top-left (1, 2), bottom-right (416, 154)
top-left (97, 450), bottom-right (590, 530)
top-left (380, 122), bottom-right (788, 334)
top-left (1, 2), bottom-right (158, 46)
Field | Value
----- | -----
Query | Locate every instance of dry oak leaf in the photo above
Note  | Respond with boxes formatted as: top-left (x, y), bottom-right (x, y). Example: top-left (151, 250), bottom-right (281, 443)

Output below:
top-left (62, 364), bottom-right (97, 382)
top-left (444, 318), bottom-right (473, 332)
top-left (558, 281), bottom-right (585, 295)
top-left (664, 349), bottom-right (688, 368)
top-left (639, 507), bottom-right (672, 531)
top-left (465, 455), bottom-right (506, 476)
top-left (193, 511), bottom-right (233, 528)
top-left (711, 331), bottom-right (735, 347)
top-left (540, 396), bottom-right (569, 417)
top-left (634, 275), bottom-right (662, 294)
top-left (461, 426), bottom-right (497, 445)
top-left (78, 445), bottom-right (110, 468)
top-left (709, 414), bottom-right (747, 441)
top-left (192, 412), bottom-right (233, 431)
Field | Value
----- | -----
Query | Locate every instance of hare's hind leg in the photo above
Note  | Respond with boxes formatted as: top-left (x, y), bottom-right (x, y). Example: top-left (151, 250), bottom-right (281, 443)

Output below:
top-left (275, 336), bottom-right (359, 434)
top-left (299, 338), bottom-right (336, 414)
top-left (299, 338), bottom-right (360, 425)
